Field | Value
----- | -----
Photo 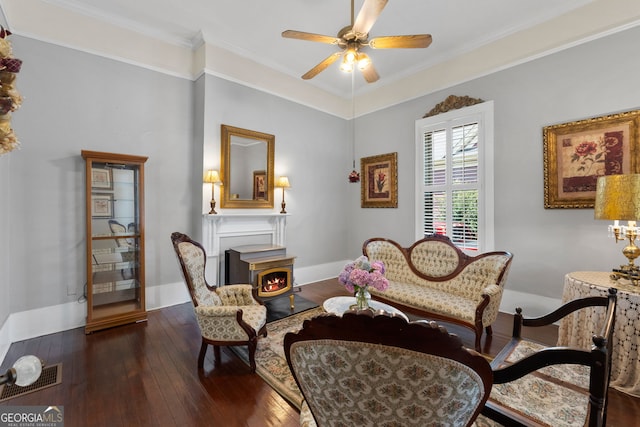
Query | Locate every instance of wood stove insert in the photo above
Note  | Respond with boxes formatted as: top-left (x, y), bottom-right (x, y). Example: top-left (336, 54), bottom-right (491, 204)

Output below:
top-left (225, 245), bottom-right (295, 300)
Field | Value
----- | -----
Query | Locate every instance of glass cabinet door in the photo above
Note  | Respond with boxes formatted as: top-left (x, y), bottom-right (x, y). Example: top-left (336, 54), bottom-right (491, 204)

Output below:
top-left (82, 151), bottom-right (148, 333)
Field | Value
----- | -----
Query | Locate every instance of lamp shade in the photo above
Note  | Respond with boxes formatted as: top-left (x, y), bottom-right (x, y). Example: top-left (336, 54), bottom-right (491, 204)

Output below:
top-left (276, 176), bottom-right (291, 188)
top-left (594, 174), bottom-right (640, 220)
top-left (13, 355), bottom-right (43, 387)
top-left (203, 170), bottom-right (221, 184)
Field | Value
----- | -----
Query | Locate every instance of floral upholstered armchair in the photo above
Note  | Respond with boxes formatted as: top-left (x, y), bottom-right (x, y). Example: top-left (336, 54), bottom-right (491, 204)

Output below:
top-left (284, 311), bottom-right (493, 427)
top-left (170, 232), bottom-right (267, 372)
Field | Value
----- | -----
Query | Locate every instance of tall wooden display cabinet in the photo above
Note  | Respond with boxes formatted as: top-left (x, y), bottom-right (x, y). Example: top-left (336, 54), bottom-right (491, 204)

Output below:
top-left (82, 150), bottom-right (148, 333)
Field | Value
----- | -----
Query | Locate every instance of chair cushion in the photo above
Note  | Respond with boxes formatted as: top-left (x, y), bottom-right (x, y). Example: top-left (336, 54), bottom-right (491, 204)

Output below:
top-left (487, 340), bottom-right (591, 427)
top-left (370, 280), bottom-right (478, 323)
top-left (290, 339), bottom-right (486, 427)
top-left (195, 304), bottom-right (266, 342)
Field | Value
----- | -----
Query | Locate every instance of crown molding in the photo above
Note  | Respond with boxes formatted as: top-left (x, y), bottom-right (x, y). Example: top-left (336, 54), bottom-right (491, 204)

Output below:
top-left (1, 0), bottom-right (639, 119)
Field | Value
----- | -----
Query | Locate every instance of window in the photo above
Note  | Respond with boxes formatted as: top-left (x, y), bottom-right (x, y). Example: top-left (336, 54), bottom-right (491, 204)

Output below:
top-left (415, 101), bottom-right (494, 252)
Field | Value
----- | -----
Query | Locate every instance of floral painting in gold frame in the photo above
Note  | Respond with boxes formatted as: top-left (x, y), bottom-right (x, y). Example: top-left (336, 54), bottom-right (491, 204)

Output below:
top-left (361, 152), bottom-right (398, 208)
top-left (543, 109), bottom-right (640, 208)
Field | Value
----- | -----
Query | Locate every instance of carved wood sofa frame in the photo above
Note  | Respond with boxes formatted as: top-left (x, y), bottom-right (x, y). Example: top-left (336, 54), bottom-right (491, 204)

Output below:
top-left (362, 235), bottom-right (513, 352)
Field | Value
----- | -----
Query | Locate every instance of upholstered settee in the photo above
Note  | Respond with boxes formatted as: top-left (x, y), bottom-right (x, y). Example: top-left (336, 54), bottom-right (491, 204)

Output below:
top-left (363, 235), bottom-right (513, 351)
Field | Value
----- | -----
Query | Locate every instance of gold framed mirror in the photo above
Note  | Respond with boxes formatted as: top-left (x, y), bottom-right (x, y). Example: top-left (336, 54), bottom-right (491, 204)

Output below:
top-left (220, 124), bottom-right (275, 208)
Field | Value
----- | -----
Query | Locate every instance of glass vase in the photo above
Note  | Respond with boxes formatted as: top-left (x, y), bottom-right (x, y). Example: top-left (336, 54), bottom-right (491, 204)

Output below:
top-left (355, 286), bottom-right (371, 310)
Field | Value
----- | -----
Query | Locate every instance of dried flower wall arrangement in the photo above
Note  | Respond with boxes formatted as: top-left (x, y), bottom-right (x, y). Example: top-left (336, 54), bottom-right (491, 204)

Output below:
top-left (0, 27), bottom-right (22, 156)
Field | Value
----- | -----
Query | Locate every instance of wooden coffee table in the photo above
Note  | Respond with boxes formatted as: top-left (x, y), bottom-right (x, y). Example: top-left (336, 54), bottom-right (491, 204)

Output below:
top-left (322, 296), bottom-right (408, 321)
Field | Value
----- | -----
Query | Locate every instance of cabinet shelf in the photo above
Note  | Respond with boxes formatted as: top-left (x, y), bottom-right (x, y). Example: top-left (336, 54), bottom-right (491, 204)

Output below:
top-left (82, 150), bottom-right (148, 334)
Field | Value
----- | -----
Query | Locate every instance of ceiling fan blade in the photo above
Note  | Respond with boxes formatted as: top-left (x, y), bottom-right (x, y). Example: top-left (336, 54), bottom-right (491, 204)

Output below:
top-left (352, 0), bottom-right (388, 37)
top-left (361, 62), bottom-right (380, 83)
top-left (369, 34), bottom-right (433, 49)
top-left (282, 30), bottom-right (341, 45)
top-left (301, 52), bottom-right (343, 80)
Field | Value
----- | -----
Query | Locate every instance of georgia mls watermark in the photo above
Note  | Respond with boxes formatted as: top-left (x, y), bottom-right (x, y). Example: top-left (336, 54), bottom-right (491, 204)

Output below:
top-left (0, 406), bottom-right (63, 427)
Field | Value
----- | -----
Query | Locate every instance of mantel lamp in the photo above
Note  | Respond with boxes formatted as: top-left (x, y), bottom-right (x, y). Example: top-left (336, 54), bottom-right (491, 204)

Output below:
top-left (276, 176), bottom-right (291, 214)
top-left (594, 174), bottom-right (640, 285)
top-left (203, 170), bottom-right (221, 215)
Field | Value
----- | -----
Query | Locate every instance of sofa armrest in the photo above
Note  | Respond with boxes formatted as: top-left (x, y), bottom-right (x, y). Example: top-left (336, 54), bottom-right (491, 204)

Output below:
top-left (481, 284), bottom-right (501, 299)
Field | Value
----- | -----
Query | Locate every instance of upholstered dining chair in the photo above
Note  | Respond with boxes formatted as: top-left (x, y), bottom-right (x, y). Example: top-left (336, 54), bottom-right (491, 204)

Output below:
top-left (170, 232), bottom-right (267, 372)
top-left (284, 310), bottom-right (493, 427)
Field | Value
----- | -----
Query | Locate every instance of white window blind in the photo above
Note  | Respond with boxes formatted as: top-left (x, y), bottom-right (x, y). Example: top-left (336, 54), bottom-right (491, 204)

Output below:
top-left (415, 102), bottom-right (494, 252)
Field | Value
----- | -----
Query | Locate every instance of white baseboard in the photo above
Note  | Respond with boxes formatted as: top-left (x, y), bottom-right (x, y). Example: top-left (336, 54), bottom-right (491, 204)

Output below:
top-left (500, 288), bottom-right (562, 318)
top-left (0, 263), bottom-right (342, 363)
top-left (0, 282), bottom-right (191, 364)
top-left (0, 266), bottom-right (561, 364)
top-left (293, 260), bottom-right (349, 286)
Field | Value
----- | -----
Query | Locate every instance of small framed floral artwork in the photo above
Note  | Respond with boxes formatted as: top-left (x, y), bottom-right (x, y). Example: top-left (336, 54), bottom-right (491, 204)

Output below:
top-left (91, 193), bottom-right (113, 218)
top-left (543, 109), bottom-right (640, 208)
top-left (91, 167), bottom-right (113, 190)
top-left (361, 152), bottom-right (398, 208)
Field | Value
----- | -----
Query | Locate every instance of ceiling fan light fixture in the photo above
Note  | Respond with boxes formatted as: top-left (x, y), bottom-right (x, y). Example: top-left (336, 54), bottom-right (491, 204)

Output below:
top-left (357, 53), bottom-right (371, 70)
top-left (345, 47), bottom-right (357, 63)
top-left (340, 60), bottom-right (354, 73)
top-left (340, 51), bottom-right (355, 73)
top-left (282, 0), bottom-right (431, 83)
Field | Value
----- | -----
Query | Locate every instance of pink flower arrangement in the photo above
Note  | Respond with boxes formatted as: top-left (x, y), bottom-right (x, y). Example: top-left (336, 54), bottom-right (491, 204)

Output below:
top-left (338, 256), bottom-right (389, 293)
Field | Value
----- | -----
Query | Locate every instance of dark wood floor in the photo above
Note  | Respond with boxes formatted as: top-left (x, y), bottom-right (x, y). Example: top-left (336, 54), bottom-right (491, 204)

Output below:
top-left (1, 279), bottom-right (638, 426)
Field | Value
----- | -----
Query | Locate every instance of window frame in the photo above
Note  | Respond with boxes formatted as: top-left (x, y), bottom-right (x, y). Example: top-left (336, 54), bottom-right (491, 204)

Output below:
top-left (414, 101), bottom-right (495, 252)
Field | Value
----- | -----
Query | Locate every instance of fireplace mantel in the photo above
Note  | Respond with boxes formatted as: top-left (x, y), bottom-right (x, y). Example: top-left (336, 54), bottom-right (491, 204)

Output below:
top-left (202, 213), bottom-right (288, 284)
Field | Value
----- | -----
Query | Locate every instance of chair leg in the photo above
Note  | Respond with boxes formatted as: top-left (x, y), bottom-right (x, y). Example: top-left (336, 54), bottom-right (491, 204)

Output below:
top-left (248, 340), bottom-right (258, 373)
top-left (258, 323), bottom-right (268, 338)
top-left (474, 329), bottom-right (482, 352)
top-left (486, 325), bottom-right (493, 336)
top-left (213, 345), bottom-right (221, 367)
top-left (198, 340), bottom-right (208, 369)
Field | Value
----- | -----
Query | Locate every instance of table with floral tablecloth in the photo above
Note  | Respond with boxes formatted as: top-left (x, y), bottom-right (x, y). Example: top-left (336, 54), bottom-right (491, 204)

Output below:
top-left (559, 271), bottom-right (640, 397)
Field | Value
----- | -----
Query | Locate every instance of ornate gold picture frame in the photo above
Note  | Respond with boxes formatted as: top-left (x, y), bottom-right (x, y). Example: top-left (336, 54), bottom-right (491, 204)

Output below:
top-left (543, 109), bottom-right (640, 208)
top-left (361, 152), bottom-right (398, 208)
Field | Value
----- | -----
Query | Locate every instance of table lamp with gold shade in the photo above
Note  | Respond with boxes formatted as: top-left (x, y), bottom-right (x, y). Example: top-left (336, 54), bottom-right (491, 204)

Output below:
top-left (203, 170), bottom-right (221, 214)
top-left (594, 174), bottom-right (640, 285)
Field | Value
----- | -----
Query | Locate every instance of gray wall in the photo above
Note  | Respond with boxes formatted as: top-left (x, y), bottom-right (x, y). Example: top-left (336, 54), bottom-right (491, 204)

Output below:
top-left (350, 25), bottom-right (640, 305)
top-left (3, 36), bottom-right (195, 313)
top-left (0, 35), bottom-right (353, 318)
top-left (200, 74), bottom-right (352, 268)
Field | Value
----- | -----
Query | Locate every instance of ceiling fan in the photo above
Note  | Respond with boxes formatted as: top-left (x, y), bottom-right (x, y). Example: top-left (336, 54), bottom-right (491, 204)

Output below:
top-left (282, 0), bottom-right (432, 83)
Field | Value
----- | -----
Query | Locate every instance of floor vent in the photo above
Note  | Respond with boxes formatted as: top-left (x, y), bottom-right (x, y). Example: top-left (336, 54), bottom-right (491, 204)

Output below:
top-left (0, 363), bottom-right (62, 402)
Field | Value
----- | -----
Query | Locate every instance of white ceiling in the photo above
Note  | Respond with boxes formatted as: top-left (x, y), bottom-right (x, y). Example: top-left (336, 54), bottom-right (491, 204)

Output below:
top-left (2, 0), bottom-right (639, 116)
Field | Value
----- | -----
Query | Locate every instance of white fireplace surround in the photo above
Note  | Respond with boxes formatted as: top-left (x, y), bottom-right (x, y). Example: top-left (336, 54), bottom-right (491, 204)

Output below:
top-left (202, 213), bottom-right (288, 285)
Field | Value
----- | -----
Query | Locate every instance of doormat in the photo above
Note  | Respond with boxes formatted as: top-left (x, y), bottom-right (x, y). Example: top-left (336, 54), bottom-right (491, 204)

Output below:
top-left (0, 363), bottom-right (62, 402)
